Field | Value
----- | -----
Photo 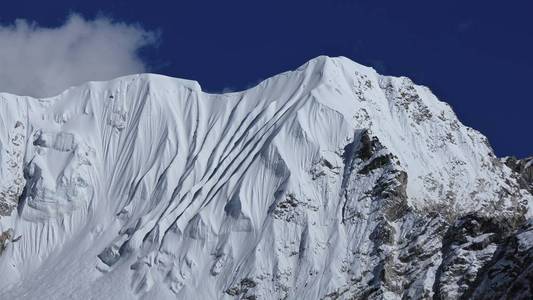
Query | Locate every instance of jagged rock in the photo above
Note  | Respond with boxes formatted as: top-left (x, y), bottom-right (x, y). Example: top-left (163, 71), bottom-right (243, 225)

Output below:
top-left (458, 221), bottom-right (533, 300)
top-left (0, 229), bottom-right (13, 255)
top-left (504, 156), bottom-right (533, 194)
top-left (226, 278), bottom-right (258, 298)
top-left (434, 214), bottom-right (521, 299)
top-left (97, 245), bottom-right (122, 267)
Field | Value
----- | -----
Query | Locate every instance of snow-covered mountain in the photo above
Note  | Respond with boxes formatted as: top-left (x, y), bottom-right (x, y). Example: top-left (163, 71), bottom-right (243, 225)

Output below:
top-left (0, 56), bottom-right (531, 299)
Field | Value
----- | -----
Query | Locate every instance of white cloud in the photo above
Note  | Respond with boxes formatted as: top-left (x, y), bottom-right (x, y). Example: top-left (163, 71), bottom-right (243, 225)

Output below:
top-left (0, 14), bottom-right (158, 97)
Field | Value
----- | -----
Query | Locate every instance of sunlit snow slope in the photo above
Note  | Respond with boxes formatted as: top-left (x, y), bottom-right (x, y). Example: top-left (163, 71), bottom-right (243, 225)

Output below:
top-left (0, 56), bottom-right (531, 299)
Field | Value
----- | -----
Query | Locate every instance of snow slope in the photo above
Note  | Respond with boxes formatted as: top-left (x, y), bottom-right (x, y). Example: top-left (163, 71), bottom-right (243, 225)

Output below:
top-left (0, 56), bottom-right (531, 299)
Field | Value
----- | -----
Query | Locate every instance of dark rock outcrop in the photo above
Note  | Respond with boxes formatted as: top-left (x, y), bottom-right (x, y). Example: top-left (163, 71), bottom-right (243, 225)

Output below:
top-left (504, 156), bottom-right (533, 194)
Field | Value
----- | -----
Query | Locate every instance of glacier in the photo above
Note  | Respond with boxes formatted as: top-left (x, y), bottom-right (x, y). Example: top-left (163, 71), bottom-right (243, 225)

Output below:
top-left (0, 56), bottom-right (531, 299)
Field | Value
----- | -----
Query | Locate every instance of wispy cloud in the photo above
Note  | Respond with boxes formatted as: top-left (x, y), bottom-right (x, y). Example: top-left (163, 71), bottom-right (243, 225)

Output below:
top-left (0, 14), bottom-right (158, 97)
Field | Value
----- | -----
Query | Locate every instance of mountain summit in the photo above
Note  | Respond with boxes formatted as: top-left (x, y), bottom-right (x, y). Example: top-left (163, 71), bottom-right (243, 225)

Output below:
top-left (0, 56), bottom-right (531, 299)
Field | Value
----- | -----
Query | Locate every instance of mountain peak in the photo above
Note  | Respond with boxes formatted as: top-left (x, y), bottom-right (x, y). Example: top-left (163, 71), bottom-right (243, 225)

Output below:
top-left (0, 57), bottom-right (531, 299)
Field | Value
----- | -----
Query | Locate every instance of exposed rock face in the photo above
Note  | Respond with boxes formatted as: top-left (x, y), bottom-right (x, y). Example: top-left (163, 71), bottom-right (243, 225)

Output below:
top-left (0, 56), bottom-right (531, 299)
top-left (463, 221), bottom-right (533, 300)
top-left (435, 214), bottom-right (521, 299)
top-left (504, 156), bottom-right (533, 194)
top-left (0, 229), bottom-right (13, 255)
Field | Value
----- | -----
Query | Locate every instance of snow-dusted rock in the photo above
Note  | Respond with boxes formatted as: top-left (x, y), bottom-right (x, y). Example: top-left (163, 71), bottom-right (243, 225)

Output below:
top-left (504, 156), bottom-right (533, 194)
top-left (0, 56), bottom-right (531, 299)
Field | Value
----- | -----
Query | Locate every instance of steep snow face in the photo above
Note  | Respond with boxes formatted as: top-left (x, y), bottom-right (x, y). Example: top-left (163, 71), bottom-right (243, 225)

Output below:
top-left (0, 56), bottom-right (530, 299)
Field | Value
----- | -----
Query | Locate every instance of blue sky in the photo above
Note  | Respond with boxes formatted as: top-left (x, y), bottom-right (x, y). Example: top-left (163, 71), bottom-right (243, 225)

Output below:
top-left (1, 0), bottom-right (532, 157)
